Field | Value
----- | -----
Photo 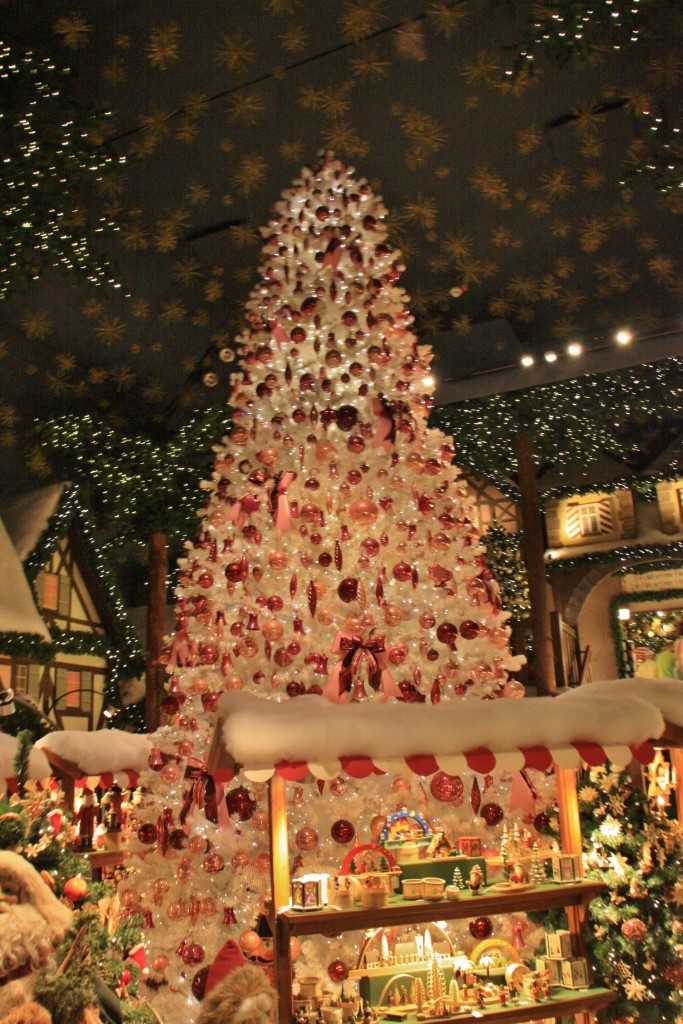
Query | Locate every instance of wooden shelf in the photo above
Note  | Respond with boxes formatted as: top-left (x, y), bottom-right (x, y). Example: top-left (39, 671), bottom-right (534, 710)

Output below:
top-left (277, 880), bottom-right (605, 937)
top-left (370, 988), bottom-right (615, 1024)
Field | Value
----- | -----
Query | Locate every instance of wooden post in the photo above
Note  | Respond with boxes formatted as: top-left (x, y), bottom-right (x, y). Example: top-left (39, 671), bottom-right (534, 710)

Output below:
top-left (556, 763), bottom-right (591, 1024)
top-left (514, 430), bottom-right (557, 695)
top-left (145, 530), bottom-right (168, 732)
top-left (269, 774), bottom-right (292, 1022)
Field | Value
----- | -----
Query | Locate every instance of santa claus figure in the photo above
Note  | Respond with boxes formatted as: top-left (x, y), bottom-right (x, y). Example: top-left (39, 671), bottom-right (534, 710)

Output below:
top-left (0, 850), bottom-right (73, 1022)
top-left (198, 940), bottom-right (274, 1024)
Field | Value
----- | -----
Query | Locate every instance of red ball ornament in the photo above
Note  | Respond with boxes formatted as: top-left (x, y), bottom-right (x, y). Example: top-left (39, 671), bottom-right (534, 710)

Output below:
top-left (192, 966), bottom-right (210, 1001)
top-left (338, 578), bottom-right (359, 603)
top-left (460, 620), bottom-right (480, 640)
top-left (480, 802), bottom-right (505, 827)
top-left (137, 823), bottom-right (157, 845)
top-left (621, 918), bottom-right (648, 943)
top-left (160, 694), bottom-right (180, 716)
top-left (336, 405), bottom-right (358, 431)
top-left (430, 772), bottom-right (464, 803)
top-left (436, 622), bottom-right (458, 646)
top-left (168, 828), bottom-right (187, 850)
top-left (182, 942), bottom-right (205, 966)
top-left (469, 916), bottom-right (493, 940)
top-left (328, 959), bottom-right (349, 982)
top-left (226, 786), bottom-right (256, 821)
top-left (533, 811), bottom-right (550, 834)
top-left (330, 819), bottom-right (355, 844)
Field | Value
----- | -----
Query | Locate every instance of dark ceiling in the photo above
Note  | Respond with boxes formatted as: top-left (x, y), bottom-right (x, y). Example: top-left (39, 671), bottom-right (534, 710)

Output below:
top-left (2, 0), bottom-right (682, 496)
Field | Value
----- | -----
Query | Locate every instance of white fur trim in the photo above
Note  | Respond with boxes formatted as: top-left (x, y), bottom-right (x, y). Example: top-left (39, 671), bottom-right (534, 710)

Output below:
top-left (233, 992), bottom-right (272, 1024)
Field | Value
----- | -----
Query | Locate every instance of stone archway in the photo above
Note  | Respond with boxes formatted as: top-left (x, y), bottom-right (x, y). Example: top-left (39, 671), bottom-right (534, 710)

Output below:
top-left (560, 556), bottom-right (683, 680)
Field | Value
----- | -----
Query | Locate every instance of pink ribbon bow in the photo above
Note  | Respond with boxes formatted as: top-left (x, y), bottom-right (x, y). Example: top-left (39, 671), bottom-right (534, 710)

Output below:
top-left (226, 494), bottom-right (260, 529)
top-left (323, 631), bottom-right (402, 704)
top-left (371, 396), bottom-right (396, 450)
top-left (271, 472), bottom-right (297, 534)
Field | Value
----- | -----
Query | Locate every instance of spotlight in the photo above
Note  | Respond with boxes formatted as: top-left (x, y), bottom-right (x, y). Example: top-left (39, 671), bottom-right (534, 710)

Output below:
top-left (544, 351), bottom-right (558, 363)
top-left (615, 329), bottom-right (632, 345)
top-left (566, 342), bottom-right (582, 357)
top-left (520, 354), bottom-right (535, 367)
top-left (617, 607), bottom-right (631, 621)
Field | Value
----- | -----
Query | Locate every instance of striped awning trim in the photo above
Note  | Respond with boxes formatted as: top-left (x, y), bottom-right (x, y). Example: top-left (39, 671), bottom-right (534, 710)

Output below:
top-left (213, 740), bottom-right (655, 784)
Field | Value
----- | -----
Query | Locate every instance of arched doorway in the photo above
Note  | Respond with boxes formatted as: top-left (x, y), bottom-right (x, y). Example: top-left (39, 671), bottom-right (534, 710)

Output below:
top-left (560, 559), bottom-right (683, 680)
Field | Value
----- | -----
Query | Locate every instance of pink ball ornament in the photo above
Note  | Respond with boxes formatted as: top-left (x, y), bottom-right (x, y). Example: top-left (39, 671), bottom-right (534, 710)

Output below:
top-left (166, 899), bottom-right (187, 921)
top-left (370, 815), bottom-right (387, 839)
top-left (296, 827), bottom-right (319, 851)
top-left (252, 852), bottom-right (271, 873)
top-left (360, 538), bottom-right (380, 557)
top-left (203, 853), bottom-right (225, 874)
top-left (349, 499), bottom-right (379, 525)
top-left (503, 679), bottom-right (525, 699)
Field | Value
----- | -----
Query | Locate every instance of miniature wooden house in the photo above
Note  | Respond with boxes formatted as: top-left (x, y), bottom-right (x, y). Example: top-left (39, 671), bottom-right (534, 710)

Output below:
top-left (0, 484), bottom-right (142, 731)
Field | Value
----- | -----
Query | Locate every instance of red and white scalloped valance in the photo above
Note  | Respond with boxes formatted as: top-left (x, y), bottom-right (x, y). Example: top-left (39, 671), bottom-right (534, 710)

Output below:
top-left (5, 770), bottom-right (140, 794)
top-left (213, 740), bottom-right (656, 784)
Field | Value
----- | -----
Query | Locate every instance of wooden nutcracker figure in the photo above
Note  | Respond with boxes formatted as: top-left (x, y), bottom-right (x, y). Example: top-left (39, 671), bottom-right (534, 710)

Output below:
top-left (75, 788), bottom-right (99, 850)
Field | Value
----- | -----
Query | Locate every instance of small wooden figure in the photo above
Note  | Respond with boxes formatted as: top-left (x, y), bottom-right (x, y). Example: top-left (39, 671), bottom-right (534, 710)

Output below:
top-left (467, 864), bottom-right (483, 893)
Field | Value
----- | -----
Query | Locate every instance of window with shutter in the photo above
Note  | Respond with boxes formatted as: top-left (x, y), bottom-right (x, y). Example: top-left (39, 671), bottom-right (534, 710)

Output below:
top-left (58, 577), bottom-right (71, 617)
top-left (13, 664), bottom-right (28, 694)
top-left (65, 671), bottom-right (80, 708)
top-left (43, 573), bottom-right (59, 611)
top-left (28, 665), bottom-right (42, 700)
top-left (80, 670), bottom-right (93, 711)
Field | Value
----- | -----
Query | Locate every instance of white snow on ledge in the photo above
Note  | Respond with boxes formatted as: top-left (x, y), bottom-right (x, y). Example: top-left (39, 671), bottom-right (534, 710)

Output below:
top-left (559, 677), bottom-right (683, 727)
top-left (35, 729), bottom-right (153, 774)
top-left (216, 682), bottom-right (682, 769)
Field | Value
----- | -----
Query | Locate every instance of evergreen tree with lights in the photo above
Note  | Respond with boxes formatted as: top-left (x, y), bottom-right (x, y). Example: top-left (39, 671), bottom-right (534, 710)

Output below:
top-left (0, 39), bottom-right (119, 299)
top-left (574, 761), bottom-right (683, 1022)
top-left (122, 154), bottom-right (524, 1020)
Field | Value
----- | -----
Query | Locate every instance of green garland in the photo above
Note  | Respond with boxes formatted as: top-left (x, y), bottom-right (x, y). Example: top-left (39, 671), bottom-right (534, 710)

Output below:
top-left (548, 540), bottom-right (683, 574)
top-left (610, 588), bottom-right (683, 676)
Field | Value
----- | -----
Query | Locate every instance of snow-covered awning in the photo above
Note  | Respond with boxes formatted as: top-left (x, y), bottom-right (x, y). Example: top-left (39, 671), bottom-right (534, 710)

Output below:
top-left (210, 681), bottom-right (683, 783)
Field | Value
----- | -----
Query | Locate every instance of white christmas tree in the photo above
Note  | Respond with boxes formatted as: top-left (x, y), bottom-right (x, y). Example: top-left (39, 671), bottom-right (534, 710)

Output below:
top-left (123, 153), bottom-right (525, 1020)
